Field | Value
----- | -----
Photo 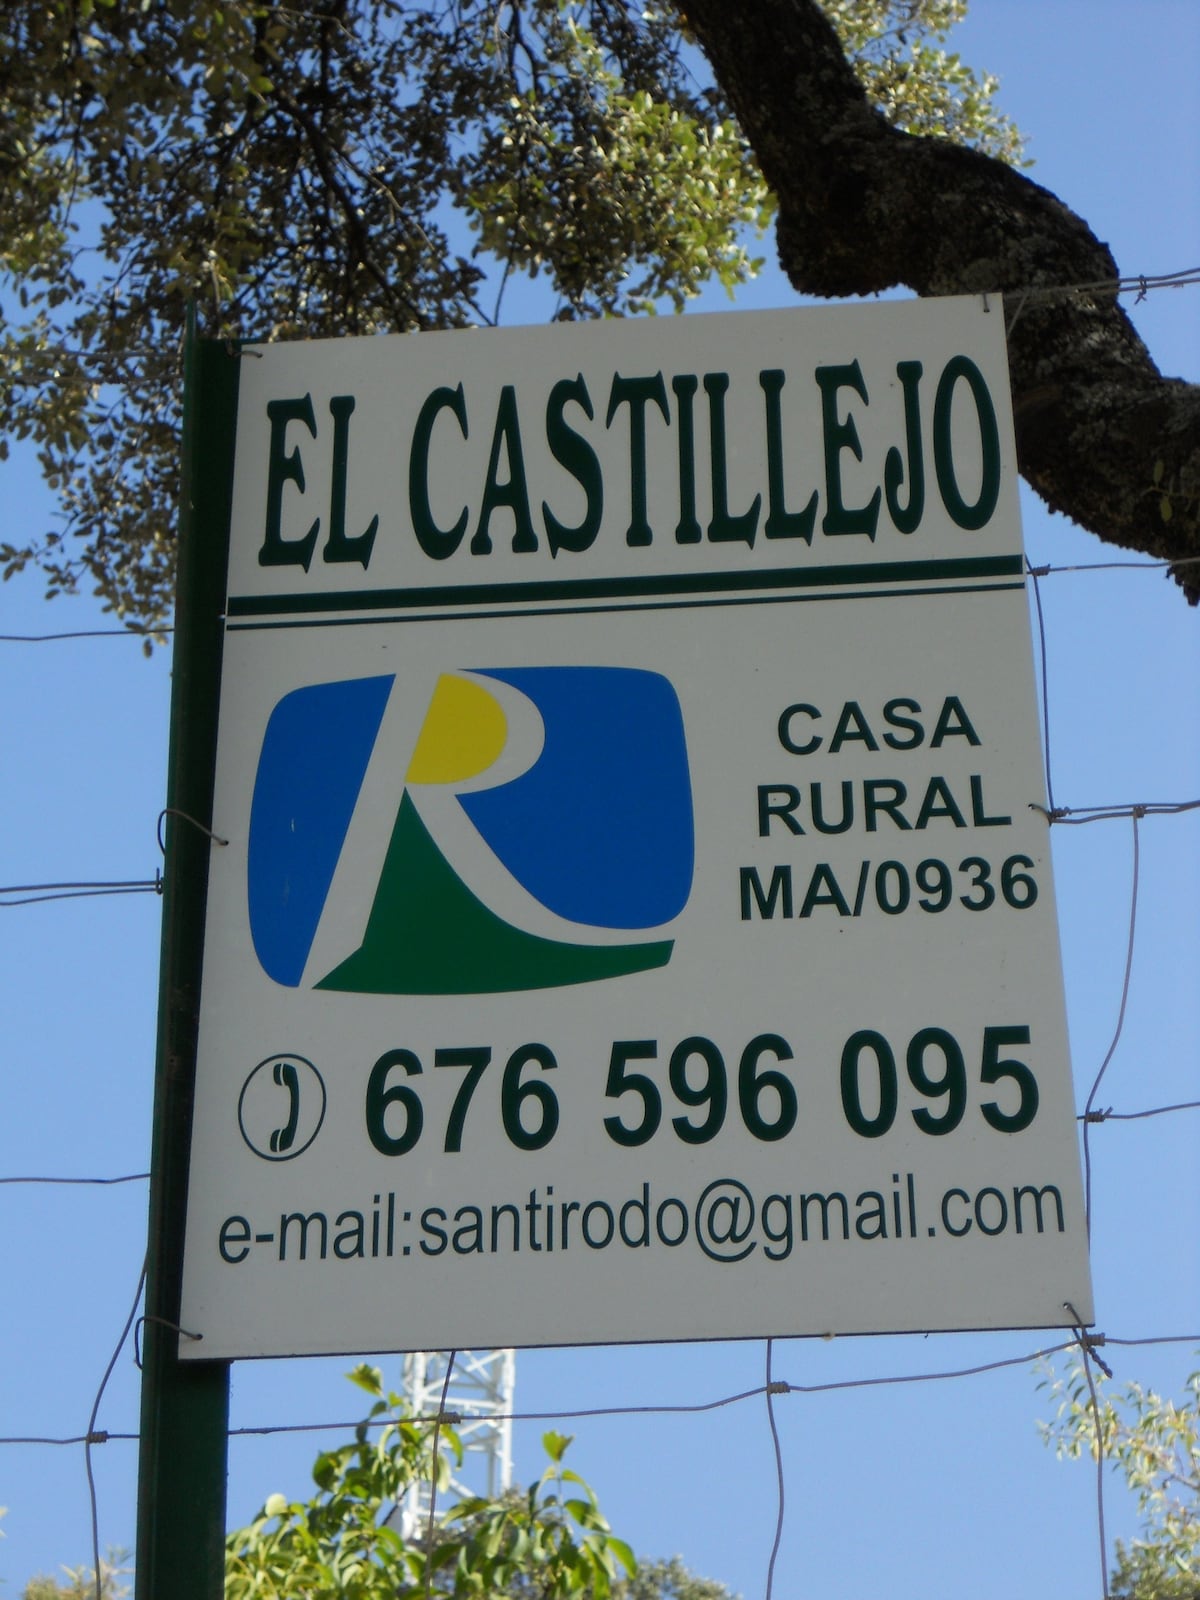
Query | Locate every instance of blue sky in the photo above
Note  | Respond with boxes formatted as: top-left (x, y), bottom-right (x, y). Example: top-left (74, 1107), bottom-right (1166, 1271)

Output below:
top-left (2, 3), bottom-right (1198, 1596)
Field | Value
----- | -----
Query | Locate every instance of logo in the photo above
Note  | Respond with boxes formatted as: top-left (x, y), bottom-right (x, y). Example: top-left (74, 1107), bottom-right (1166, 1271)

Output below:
top-left (247, 666), bottom-right (694, 994)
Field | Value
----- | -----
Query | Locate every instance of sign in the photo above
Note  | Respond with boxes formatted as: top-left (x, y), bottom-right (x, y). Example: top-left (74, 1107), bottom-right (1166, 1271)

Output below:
top-left (179, 298), bottom-right (1092, 1358)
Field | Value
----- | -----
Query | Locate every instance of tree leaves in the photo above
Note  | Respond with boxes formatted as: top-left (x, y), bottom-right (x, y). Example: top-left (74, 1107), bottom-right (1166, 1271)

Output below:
top-left (1, 0), bottom-right (1022, 632)
top-left (820, 0), bottom-right (1025, 164)
top-left (1038, 1358), bottom-right (1200, 1598)
top-left (225, 1375), bottom-right (646, 1600)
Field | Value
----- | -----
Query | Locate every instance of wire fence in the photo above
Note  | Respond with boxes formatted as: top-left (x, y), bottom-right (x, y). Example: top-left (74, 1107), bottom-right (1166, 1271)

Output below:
top-left (1, 552), bottom-right (1197, 1600)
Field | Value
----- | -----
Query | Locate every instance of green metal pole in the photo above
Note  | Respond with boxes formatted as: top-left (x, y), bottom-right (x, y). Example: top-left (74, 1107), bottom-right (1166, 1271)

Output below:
top-left (136, 322), bottom-right (240, 1600)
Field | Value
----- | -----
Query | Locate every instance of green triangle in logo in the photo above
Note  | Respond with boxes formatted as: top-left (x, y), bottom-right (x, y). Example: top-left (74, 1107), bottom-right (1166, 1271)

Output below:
top-left (316, 793), bottom-right (672, 995)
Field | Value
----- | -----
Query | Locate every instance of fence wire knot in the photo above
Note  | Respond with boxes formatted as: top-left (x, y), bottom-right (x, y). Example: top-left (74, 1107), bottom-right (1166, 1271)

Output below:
top-left (85, 1429), bottom-right (109, 1446)
top-left (1067, 1311), bottom-right (1114, 1379)
top-left (766, 1380), bottom-right (791, 1397)
top-left (1029, 802), bottom-right (1069, 822)
top-left (1085, 1108), bottom-right (1112, 1124)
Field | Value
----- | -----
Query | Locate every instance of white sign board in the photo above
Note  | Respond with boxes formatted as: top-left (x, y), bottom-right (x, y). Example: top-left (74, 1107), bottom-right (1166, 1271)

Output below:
top-left (179, 299), bottom-right (1092, 1359)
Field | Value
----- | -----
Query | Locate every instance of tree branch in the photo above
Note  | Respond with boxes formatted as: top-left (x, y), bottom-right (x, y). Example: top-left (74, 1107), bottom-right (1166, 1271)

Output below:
top-left (678, 0), bottom-right (1200, 600)
top-left (270, 84), bottom-right (432, 332)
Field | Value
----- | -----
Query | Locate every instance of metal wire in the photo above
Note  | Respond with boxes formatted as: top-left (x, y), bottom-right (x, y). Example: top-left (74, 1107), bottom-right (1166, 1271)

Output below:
top-left (1082, 813), bottom-right (1142, 1234)
top-left (1068, 1309), bottom-right (1111, 1600)
top-left (0, 877), bottom-right (161, 907)
top-left (763, 1340), bottom-right (786, 1600)
top-left (1032, 799), bottom-right (1200, 826)
top-left (17, 1330), bottom-right (1200, 1455)
top-left (1027, 560), bottom-right (1056, 813)
top-left (1029, 553), bottom-right (1200, 577)
top-left (0, 628), bottom-right (174, 642)
top-left (0, 1172), bottom-right (150, 1186)
top-left (85, 1258), bottom-right (147, 1600)
top-left (425, 1352), bottom-right (458, 1600)
top-left (1083, 1101), bottom-right (1200, 1124)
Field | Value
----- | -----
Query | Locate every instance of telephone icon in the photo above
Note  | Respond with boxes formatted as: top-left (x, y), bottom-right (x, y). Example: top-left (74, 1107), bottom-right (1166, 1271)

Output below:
top-left (270, 1059), bottom-right (301, 1154)
top-left (238, 1052), bottom-right (325, 1161)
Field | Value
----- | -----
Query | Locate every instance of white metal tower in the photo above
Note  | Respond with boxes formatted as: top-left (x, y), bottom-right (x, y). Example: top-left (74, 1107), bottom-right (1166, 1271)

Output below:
top-left (399, 1349), bottom-right (516, 1536)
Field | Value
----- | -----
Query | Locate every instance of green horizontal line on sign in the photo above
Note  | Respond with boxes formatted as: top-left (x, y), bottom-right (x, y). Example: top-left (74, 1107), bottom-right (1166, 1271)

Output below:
top-left (227, 554), bottom-right (1024, 618)
top-left (226, 580), bottom-right (1025, 633)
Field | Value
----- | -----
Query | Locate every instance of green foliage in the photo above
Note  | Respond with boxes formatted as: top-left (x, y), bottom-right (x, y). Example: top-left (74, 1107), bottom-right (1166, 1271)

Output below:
top-left (613, 1554), bottom-right (738, 1600)
top-left (18, 1370), bottom-right (719, 1600)
top-left (225, 1367), bottom-right (638, 1599)
top-left (0, 0), bottom-right (1019, 633)
top-left (821, 0), bottom-right (1025, 165)
top-left (1039, 1358), bottom-right (1200, 1598)
top-left (20, 1550), bottom-right (130, 1600)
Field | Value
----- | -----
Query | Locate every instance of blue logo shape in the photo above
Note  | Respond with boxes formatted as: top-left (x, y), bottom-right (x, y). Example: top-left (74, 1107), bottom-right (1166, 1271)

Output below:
top-left (460, 667), bottom-right (693, 930)
top-left (248, 675), bottom-right (393, 987)
top-left (247, 665), bottom-right (693, 994)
